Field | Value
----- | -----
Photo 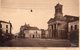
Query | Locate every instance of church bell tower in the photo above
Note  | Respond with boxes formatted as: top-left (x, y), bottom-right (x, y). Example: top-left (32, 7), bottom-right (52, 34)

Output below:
top-left (55, 3), bottom-right (63, 18)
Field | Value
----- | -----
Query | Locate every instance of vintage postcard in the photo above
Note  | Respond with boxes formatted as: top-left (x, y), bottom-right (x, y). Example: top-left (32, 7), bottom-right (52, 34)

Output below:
top-left (0, 0), bottom-right (79, 50)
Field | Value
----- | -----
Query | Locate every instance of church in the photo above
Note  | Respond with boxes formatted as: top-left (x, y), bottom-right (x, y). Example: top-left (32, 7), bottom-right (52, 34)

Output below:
top-left (47, 3), bottom-right (79, 39)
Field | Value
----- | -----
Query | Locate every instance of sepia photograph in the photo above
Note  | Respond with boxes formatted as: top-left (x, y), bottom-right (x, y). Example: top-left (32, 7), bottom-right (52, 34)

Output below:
top-left (0, 0), bottom-right (79, 48)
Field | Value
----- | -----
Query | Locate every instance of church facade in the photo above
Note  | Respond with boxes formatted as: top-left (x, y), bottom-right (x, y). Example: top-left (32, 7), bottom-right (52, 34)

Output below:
top-left (47, 3), bottom-right (79, 39)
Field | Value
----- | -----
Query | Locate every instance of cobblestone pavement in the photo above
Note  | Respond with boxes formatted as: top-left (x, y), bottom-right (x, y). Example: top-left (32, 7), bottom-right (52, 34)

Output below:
top-left (2, 38), bottom-right (71, 47)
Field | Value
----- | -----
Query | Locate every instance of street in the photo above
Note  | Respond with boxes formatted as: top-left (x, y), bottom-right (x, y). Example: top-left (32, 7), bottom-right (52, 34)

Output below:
top-left (2, 38), bottom-right (71, 47)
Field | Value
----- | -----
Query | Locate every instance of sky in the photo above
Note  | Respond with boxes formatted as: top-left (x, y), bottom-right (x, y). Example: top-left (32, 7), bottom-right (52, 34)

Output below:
top-left (0, 0), bottom-right (79, 34)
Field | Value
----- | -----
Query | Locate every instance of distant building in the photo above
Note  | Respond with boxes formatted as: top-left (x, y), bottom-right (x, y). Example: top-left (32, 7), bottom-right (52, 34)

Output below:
top-left (68, 20), bottom-right (79, 32)
top-left (0, 21), bottom-right (12, 34)
top-left (19, 23), bottom-right (41, 38)
top-left (47, 3), bottom-right (79, 39)
top-left (64, 15), bottom-right (79, 33)
top-left (41, 29), bottom-right (49, 38)
top-left (45, 29), bottom-right (49, 38)
top-left (0, 20), bottom-right (12, 41)
top-left (48, 3), bottom-right (67, 39)
top-left (41, 29), bottom-right (45, 38)
top-left (66, 16), bottom-right (79, 41)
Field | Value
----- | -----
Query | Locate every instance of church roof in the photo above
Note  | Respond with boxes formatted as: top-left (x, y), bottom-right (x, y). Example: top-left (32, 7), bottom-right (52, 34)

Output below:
top-left (64, 15), bottom-right (79, 22)
top-left (48, 3), bottom-right (79, 24)
top-left (48, 15), bottom-right (79, 24)
top-left (48, 16), bottom-right (66, 24)
top-left (47, 18), bottom-right (54, 24)
top-left (64, 15), bottom-right (79, 18)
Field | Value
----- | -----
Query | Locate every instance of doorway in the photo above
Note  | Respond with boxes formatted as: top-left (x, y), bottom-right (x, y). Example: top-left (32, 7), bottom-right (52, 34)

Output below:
top-left (33, 35), bottom-right (34, 38)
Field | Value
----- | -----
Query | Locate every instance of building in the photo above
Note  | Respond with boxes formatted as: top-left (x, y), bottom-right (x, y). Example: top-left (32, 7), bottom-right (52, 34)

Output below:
top-left (0, 20), bottom-right (12, 34)
top-left (67, 16), bottom-right (79, 46)
top-left (41, 29), bottom-right (45, 38)
top-left (19, 23), bottom-right (41, 38)
top-left (48, 3), bottom-right (79, 39)
top-left (48, 3), bottom-right (67, 39)
top-left (45, 29), bottom-right (49, 38)
top-left (0, 20), bottom-right (12, 41)
top-left (64, 15), bottom-right (79, 32)
top-left (41, 29), bottom-right (49, 38)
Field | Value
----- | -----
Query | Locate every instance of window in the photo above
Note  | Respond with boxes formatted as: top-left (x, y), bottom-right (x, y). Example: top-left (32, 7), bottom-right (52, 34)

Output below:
top-left (0, 29), bottom-right (2, 33)
top-left (0, 23), bottom-right (2, 28)
top-left (6, 30), bottom-right (8, 33)
top-left (6, 25), bottom-right (8, 28)
top-left (6, 25), bottom-right (8, 33)
top-left (33, 35), bottom-right (34, 38)
top-left (71, 25), bottom-right (73, 31)
top-left (75, 25), bottom-right (77, 30)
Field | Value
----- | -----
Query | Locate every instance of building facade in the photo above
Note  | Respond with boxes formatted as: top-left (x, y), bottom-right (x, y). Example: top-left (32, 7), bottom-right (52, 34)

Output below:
top-left (19, 23), bottom-right (41, 38)
top-left (64, 15), bottom-right (79, 40)
top-left (0, 20), bottom-right (12, 41)
top-left (48, 3), bottom-right (67, 39)
top-left (41, 29), bottom-right (45, 38)
top-left (0, 21), bottom-right (12, 34)
top-left (68, 21), bottom-right (79, 32)
top-left (41, 29), bottom-right (49, 38)
top-left (45, 30), bottom-right (49, 38)
top-left (68, 19), bottom-right (79, 46)
top-left (48, 3), bottom-right (79, 39)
